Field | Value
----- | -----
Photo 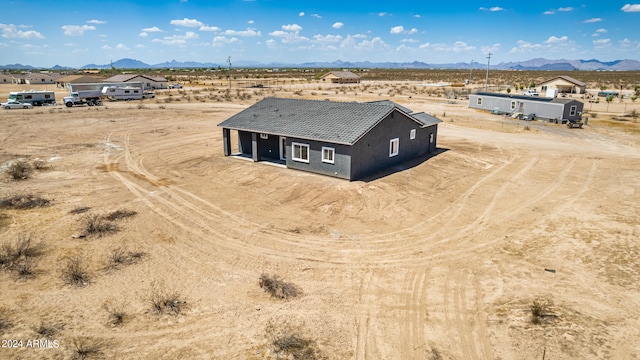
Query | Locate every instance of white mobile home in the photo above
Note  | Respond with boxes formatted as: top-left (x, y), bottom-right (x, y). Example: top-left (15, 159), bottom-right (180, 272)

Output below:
top-left (468, 92), bottom-right (584, 123)
top-left (101, 86), bottom-right (142, 100)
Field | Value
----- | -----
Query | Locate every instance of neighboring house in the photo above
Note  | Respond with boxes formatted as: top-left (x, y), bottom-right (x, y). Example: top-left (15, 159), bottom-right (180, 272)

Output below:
top-left (103, 74), bottom-right (168, 89)
top-left (320, 71), bottom-right (361, 84)
top-left (218, 97), bottom-right (441, 180)
top-left (539, 75), bottom-right (587, 96)
top-left (0, 74), bottom-right (13, 84)
top-left (469, 92), bottom-right (584, 123)
top-left (56, 75), bottom-right (104, 88)
top-left (24, 73), bottom-right (59, 85)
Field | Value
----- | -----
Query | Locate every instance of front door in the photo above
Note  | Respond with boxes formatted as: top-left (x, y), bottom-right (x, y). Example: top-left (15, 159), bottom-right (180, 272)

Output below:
top-left (279, 136), bottom-right (286, 160)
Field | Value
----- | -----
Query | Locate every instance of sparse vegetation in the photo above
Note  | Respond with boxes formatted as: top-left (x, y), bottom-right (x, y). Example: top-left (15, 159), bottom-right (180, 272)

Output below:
top-left (34, 322), bottom-right (63, 339)
top-left (71, 337), bottom-right (103, 360)
top-left (0, 234), bottom-right (44, 279)
top-left (80, 209), bottom-right (137, 237)
top-left (259, 273), bottom-right (301, 299)
top-left (5, 160), bottom-right (32, 180)
top-left (530, 297), bottom-right (554, 324)
top-left (103, 298), bottom-right (128, 327)
top-left (104, 245), bottom-right (145, 271)
top-left (0, 307), bottom-right (13, 332)
top-left (104, 209), bottom-right (138, 221)
top-left (70, 206), bottom-right (91, 214)
top-left (265, 320), bottom-right (324, 360)
top-left (60, 256), bottom-right (90, 287)
top-left (147, 281), bottom-right (188, 315)
top-left (0, 193), bottom-right (51, 209)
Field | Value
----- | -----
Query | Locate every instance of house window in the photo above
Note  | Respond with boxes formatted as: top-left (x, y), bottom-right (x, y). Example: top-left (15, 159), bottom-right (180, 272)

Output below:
top-left (410, 129), bottom-right (416, 140)
top-left (292, 142), bottom-right (309, 163)
top-left (260, 133), bottom-right (268, 139)
top-left (389, 138), bottom-right (399, 157)
top-left (510, 101), bottom-right (516, 110)
top-left (429, 133), bottom-right (434, 144)
top-left (569, 105), bottom-right (577, 116)
top-left (477, 97), bottom-right (482, 105)
top-left (322, 147), bottom-right (335, 164)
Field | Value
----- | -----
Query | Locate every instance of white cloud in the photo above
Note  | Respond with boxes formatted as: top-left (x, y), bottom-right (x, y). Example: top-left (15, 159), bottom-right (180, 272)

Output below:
top-left (223, 28), bottom-right (261, 37)
top-left (480, 7), bottom-right (504, 11)
top-left (200, 25), bottom-right (221, 32)
top-left (621, 4), bottom-right (640, 12)
top-left (298, 12), bottom-right (305, 16)
top-left (593, 38), bottom-right (611, 48)
top-left (332, 22), bottom-right (344, 29)
top-left (0, 23), bottom-right (45, 39)
top-left (311, 14), bottom-right (322, 18)
top-left (152, 31), bottom-right (198, 45)
top-left (417, 41), bottom-right (475, 52)
top-left (115, 43), bottom-right (129, 51)
top-left (544, 35), bottom-right (568, 44)
top-left (414, 14), bottom-right (421, 18)
top-left (510, 40), bottom-right (543, 53)
top-left (544, 10), bottom-right (555, 15)
top-left (248, 20), bottom-right (254, 24)
top-left (592, 28), bottom-right (607, 36)
top-left (583, 18), bottom-right (602, 23)
top-left (87, 20), bottom-right (106, 24)
top-left (558, 7), bottom-right (573, 11)
top-left (282, 24), bottom-right (302, 32)
top-left (101, 45), bottom-right (112, 50)
top-left (340, 35), bottom-right (388, 52)
top-left (139, 32), bottom-right (148, 38)
top-left (170, 18), bottom-right (204, 27)
top-left (212, 36), bottom-right (240, 47)
top-left (378, 12), bottom-right (387, 17)
top-left (390, 25), bottom-right (417, 35)
top-left (313, 34), bottom-right (343, 43)
top-left (142, 26), bottom-right (162, 33)
top-left (61, 25), bottom-right (96, 36)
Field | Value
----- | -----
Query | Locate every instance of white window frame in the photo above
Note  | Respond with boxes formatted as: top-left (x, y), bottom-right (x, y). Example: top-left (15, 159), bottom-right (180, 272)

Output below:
top-left (292, 142), bottom-right (310, 163)
top-left (322, 146), bottom-right (335, 164)
top-left (429, 133), bottom-right (434, 143)
top-left (477, 97), bottom-right (482, 105)
top-left (389, 138), bottom-right (399, 157)
top-left (260, 133), bottom-right (269, 139)
top-left (410, 129), bottom-right (416, 140)
top-left (569, 105), bottom-right (577, 116)
top-left (510, 101), bottom-right (516, 110)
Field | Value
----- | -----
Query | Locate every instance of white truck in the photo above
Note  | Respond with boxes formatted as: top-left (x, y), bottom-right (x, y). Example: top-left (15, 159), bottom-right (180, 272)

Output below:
top-left (8, 90), bottom-right (56, 106)
top-left (64, 90), bottom-right (103, 107)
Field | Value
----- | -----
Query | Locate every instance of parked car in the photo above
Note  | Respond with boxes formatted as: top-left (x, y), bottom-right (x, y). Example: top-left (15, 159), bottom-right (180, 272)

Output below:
top-left (523, 89), bottom-right (539, 96)
top-left (168, 83), bottom-right (183, 89)
top-left (1, 101), bottom-right (33, 109)
top-left (143, 91), bottom-right (155, 99)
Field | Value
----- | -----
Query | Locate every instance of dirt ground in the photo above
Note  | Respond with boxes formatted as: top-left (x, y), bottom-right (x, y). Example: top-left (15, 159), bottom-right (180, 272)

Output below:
top-left (1, 82), bottom-right (640, 360)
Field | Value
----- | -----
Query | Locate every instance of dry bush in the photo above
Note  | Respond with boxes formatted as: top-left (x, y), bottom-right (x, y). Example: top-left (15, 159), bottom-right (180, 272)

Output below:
top-left (71, 337), bottom-right (103, 360)
top-left (0, 234), bottom-right (44, 279)
top-left (147, 281), bottom-right (188, 315)
top-left (0, 193), bottom-right (51, 209)
top-left (530, 297), bottom-right (554, 324)
top-left (60, 256), bottom-right (90, 287)
top-left (265, 320), bottom-right (325, 360)
top-left (5, 160), bottom-right (32, 180)
top-left (104, 209), bottom-right (137, 221)
top-left (0, 307), bottom-right (13, 333)
top-left (34, 322), bottom-right (63, 339)
top-left (104, 245), bottom-right (145, 271)
top-left (82, 213), bottom-right (118, 237)
top-left (32, 158), bottom-right (47, 170)
top-left (70, 206), bottom-right (91, 214)
top-left (259, 273), bottom-right (301, 300)
top-left (102, 298), bottom-right (128, 327)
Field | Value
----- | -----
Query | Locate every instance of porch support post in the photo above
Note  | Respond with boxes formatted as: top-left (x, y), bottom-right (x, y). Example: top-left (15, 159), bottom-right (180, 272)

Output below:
top-left (222, 128), bottom-right (231, 156)
top-left (251, 132), bottom-right (260, 162)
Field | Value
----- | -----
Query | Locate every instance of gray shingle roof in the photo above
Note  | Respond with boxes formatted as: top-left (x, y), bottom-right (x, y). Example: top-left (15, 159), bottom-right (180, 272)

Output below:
top-left (218, 97), bottom-right (439, 145)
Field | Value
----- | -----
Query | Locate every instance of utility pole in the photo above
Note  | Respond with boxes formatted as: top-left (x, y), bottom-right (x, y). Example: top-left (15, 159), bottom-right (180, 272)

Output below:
top-left (227, 56), bottom-right (232, 91)
top-left (469, 59), bottom-right (473, 84)
top-left (485, 52), bottom-right (492, 92)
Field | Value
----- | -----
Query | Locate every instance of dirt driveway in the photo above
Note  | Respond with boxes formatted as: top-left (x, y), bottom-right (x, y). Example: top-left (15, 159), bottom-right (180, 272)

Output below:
top-left (1, 90), bottom-right (640, 359)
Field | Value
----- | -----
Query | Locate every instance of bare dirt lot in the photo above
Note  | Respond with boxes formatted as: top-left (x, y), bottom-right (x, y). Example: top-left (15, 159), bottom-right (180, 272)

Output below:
top-left (1, 82), bottom-right (640, 359)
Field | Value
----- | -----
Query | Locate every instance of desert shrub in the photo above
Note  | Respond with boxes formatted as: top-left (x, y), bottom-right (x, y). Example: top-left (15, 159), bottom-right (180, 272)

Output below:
top-left (0, 234), bottom-right (44, 279)
top-left (530, 297), bottom-right (554, 324)
top-left (0, 193), bottom-right (51, 209)
top-left (0, 307), bottom-right (13, 332)
top-left (147, 281), bottom-right (188, 315)
top-left (265, 320), bottom-right (324, 360)
top-left (14, 258), bottom-right (37, 280)
top-left (69, 206), bottom-right (91, 214)
top-left (61, 256), bottom-right (90, 287)
top-left (34, 322), bottom-right (63, 339)
top-left (104, 209), bottom-right (137, 221)
top-left (6, 160), bottom-right (32, 180)
top-left (32, 158), bottom-right (47, 170)
top-left (104, 245), bottom-right (145, 271)
top-left (71, 337), bottom-right (103, 360)
top-left (102, 298), bottom-right (128, 327)
top-left (82, 213), bottom-right (118, 237)
top-left (259, 273), bottom-right (301, 299)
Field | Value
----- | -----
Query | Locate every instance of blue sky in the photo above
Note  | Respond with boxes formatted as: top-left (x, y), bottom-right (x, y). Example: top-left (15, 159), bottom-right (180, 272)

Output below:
top-left (1, 0), bottom-right (639, 67)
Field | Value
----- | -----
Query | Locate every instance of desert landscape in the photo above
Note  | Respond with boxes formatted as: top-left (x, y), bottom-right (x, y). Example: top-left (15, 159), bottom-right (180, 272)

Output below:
top-left (1, 73), bottom-right (640, 359)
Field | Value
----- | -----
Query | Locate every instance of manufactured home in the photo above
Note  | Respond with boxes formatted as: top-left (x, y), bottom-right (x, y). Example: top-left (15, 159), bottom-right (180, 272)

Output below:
top-left (468, 92), bottom-right (584, 123)
top-left (218, 97), bottom-right (441, 181)
top-left (7, 90), bottom-right (56, 105)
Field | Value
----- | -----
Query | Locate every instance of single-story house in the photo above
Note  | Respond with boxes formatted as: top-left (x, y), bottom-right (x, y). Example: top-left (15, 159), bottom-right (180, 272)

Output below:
top-left (0, 74), bottom-right (13, 84)
top-left (320, 71), bottom-right (361, 84)
top-left (468, 92), bottom-right (584, 123)
top-left (218, 97), bottom-right (441, 180)
top-left (103, 74), bottom-right (168, 89)
top-left (539, 75), bottom-right (586, 95)
top-left (56, 75), bottom-right (104, 88)
top-left (23, 73), bottom-right (60, 85)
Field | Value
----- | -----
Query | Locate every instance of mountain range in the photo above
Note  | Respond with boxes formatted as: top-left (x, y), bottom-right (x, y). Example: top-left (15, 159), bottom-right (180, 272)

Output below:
top-left (2, 58), bottom-right (640, 71)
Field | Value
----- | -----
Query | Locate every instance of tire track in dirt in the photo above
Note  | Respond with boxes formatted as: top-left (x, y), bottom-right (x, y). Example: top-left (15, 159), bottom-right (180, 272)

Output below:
top-left (355, 269), bottom-right (373, 360)
top-left (400, 268), bottom-right (429, 358)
